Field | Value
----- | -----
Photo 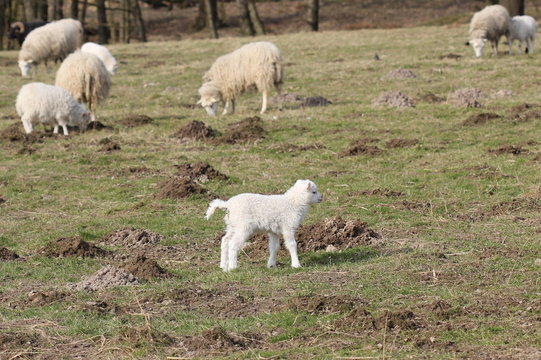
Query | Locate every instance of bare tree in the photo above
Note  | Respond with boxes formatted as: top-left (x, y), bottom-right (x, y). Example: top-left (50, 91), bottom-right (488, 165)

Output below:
top-left (307, 0), bottom-right (319, 31)
top-left (96, 0), bottom-right (109, 43)
top-left (237, 0), bottom-right (264, 36)
top-left (70, 0), bottom-right (78, 18)
top-left (204, 0), bottom-right (218, 38)
top-left (247, 0), bottom-right (264, 35)
top-left (47, 0), bottom-right (63, 20)
top-left (493, 0), bottom-right (524, 16)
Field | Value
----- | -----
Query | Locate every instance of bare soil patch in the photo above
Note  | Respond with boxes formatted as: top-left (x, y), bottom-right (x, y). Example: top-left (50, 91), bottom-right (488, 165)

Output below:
top-left (462, 112), bottom-right (501, 126)
top-left (86, 120), bottom-right (113, 131)
top-left (0, 332), bottom-right (44, 351)
top-left (174, 162), bottom-right (228, 183)
top-left (172, 120), bottom-right (217, 141)
top-left (270, 92), bottom-right (303, 106)
top-left (399, 200), bottom-right (433, 213)
top-left (465, 164), bottom-right (508, 179)
top-left (99, 228), bottom-right (164, 248)
top-left (386, 138), bottom-right (419, 148)
top-left (374, 309), bottom-right (424, 330)
top-left (0, 122), bottom-right (55, 143)
top-left (302, 96), bottom-right (332, 107)
top-left (339, 141), bottom-right (384, 157)
top-left (289, 294), bottom-right (361, 314)
top-left (0, 247), bottom-right (20, 260)
top-left (120, 255), bottom-right (171, 281)
top-left (373, 91), bottom-right (415, 108)
top-left (215, 116), bottom-right (267, 144)
top-left (40, 237), bottom-right (109, 258)
top-left (439, 53), bottom-right (462, 59)
top-left (68, 265), bottom-right (139, 292)
top-left (349, 188), bottom-right (404, 197)
top-left (383, 68), bottom-right (417, 79)
top-left (272, 143), bottom-right (326, 153)
top-left (417, 92), bottom-right (445, 103)
top-left (23, 290), bottom-right (67, 307)
top-left (447, 88), bottom-right (483, 108)
top-left (118, 114), bottom-right (154, 128)
top-left (82, 300), bottom-right (126, 315)
top-left (98, 137), bottom-right (121, 152)
top-left (491, 89), bottom-right (513, 98)
top-left (509, 103), bottom-right (541, 122)
top-left (490, 197), bottom-right (541, 215)
top-left (488, 145), bottom-right (530, 156)
top-left (155, 176), bottom-right (208, 199)
top-left (334, 306), bottom-right (376, 331)
top-left (182, 326), bottom-right (262, 353)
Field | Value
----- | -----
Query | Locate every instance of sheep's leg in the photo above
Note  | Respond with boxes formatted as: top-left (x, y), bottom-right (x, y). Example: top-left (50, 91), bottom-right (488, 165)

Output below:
top-left (530, 36), bottom-right (535, 54)
top-left (267, 232), bottom-right (280, 268)
top-left (230, 99), bottom-right (235, 114)
top-left (22, 117), bottom-right (33, 134)
top-left (226, 230), bottom-right (249, 271)
top-left (222, 100), bottom-right (230, 115)
top-left (282, 231), bottom-right (301, 268)
top-left (220, 229), bottom-right (233, 270)
top-left (492, 40), bottom-right (498, 56)
top-left (62, 124), bottom-right (69, 136)
top-left (260, 90), bottom-right (268, 114)
top-left (518, 41), bottom-right (523, 54)
top-left (53, 125), bottom-right (59, 134)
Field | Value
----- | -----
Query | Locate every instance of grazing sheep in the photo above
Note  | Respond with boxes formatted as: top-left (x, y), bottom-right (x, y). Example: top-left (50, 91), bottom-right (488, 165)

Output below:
top-left (81, 42), bottom-right (118, 75)
top-left (509, 15), bottom-right (538, 54)
top-left (8, 20), bottom-right (47, 47)
top-left (16, 82), bottom-right (90, 135)
top-left (18, 18), bottom-right (83, 77)
top-left (55, 51), bottom-right (111, 122)
top-left (205, 179), bottom-right (323, 272)
top-left (198, 41), bottom-right (283, 116)
top-left (468, 4), bottom-right (510, 57)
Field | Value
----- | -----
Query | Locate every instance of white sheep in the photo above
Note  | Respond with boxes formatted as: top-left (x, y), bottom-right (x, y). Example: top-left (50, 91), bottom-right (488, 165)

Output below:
top-left (55, 51), bottom-right (111, 122)
top-left (18, 18), bottom-right (83, 77)
top-left (205, 179), bottom-right (323, 272)
top-left (468, 4), bottom-right (510, 57)
top-left (16, 82), bottom-right (90, 135)
top-left (509, 15), bottom-right (537, 55)
top-left (81, 42), bottom-right (118, 75)
top-left (198, 41), bottom-right (284, 116)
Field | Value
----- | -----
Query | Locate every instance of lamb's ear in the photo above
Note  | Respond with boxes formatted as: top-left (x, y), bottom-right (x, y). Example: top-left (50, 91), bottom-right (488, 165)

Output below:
top-left (306, 182), bottom-right (312, 191)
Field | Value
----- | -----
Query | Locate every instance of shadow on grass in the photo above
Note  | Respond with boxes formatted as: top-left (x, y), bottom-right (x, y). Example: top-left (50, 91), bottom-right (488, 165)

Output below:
top-left (302, 247), bottom-right (380, 267)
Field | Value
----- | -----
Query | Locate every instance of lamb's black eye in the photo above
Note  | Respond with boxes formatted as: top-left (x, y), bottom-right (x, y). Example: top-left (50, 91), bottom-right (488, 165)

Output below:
top-left (312, 191), bottom-right (317, 194)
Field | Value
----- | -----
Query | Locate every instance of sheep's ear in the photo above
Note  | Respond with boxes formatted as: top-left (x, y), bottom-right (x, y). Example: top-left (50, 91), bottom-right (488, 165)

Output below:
top-left (210, 97), bottom-right (218, 103)
top-left (464, 41), bottom-right (470, 46)
top-left (306, 182), bottom-right (312, 190)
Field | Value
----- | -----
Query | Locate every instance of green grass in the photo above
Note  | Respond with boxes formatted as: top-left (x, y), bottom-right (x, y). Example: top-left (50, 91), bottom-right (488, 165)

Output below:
top-left (1, 25), bottom-right (541, 359)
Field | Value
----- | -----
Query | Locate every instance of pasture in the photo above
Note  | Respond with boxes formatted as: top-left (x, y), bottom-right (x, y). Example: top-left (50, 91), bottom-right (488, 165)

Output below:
top-left (0, 25), bottom-right (540, 359)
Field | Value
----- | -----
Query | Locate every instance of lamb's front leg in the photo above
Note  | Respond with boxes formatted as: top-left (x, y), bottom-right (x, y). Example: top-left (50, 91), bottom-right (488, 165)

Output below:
top-left (283, 231), bottom-right (301, 268)
top-left (260, 90), bottom-right (268, 114)
top-left (267, 232), bottom-right (280, 268)
top-left (220, 230), bottom-right (233, 270)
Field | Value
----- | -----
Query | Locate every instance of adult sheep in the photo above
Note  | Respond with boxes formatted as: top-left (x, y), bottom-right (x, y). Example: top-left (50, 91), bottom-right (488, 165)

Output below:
top-left (198, 41), bottom-right (283, 116)
top-left (8, 20), bottom-right (47, 47)
top-left (81, 42), bottom-right (119, 75)
top-left (467, 4), bottom-right (510, 57)
top-left (509, 15), bottom-right (538, 54)
top-left (55, 51), bottom-right (111, 122)
top-left (16, 82), bottom-right (90, 136)
top-left (18, 18), bottom-right (83, 77)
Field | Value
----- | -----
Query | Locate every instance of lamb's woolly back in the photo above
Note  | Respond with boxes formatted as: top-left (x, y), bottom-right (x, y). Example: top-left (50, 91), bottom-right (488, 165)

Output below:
top-left (203, 41), bottom-right (283, 101)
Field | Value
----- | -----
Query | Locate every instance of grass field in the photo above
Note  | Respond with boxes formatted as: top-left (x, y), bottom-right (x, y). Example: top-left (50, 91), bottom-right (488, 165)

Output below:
top-left (1, 25), bottom-right (540, 359)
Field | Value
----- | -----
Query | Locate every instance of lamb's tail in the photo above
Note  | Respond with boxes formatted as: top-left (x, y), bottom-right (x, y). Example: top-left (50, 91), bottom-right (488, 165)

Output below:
top-left (205, 199), bottom-right (227, 220)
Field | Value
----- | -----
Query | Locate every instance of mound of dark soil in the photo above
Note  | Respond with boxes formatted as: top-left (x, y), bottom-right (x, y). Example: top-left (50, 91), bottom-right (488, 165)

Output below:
top-left (98, 137), bottom-right (121, 152)
top-left (386, 138), bottom-right (418, 148)
top-left (417, 92), bottom-right (445, 103)
top-left (334, 306), bottom-right (376, 331)
top-left (100, 228), bottom-right (164, 248)
top-left (82, 300), bottom-right (126, 315)
top-left (118, 114), bottom-right (153, 128)
top-left (0, 247), bottom-right (19, 260)
top-left (155, 176), bottom-right (208, 199)
top-left (0, 332), bottom-right (44, 350)
top-left (373, 91), bottom-right (415, 108)
top-left (295, 217), bottom-right (382, 251)
top-left (121, 255), bottom-right (171, 281)
top-left (68, 265), bottom-right (139, 292)
top-left (41, 237), bottom-right (109, 258)
top-left (400, 200), bottom-right (432, 213)
top-left (489, 145), bottom-right (530, 156)
top-left (490, 197), bottom-right (541, 216)
top-left (183, 327), bottom-right (261, 352)
top-left (509, 103), bottom-right (541, 122)
top-left (447, 88), bottom-right (483, 108)
top-left (85, 120), bottom-right (113, 131)
top-left (289, 294), bottom-right (360, 314)
top-left (383, 69), bottom-right (417, 79)
top-left (216, 116), bottom-right (267, 144)
top-left (462, 113), bottom-right (501, 126)
top-left (374, 310), bottom-right (423, 330)
top-left (0, 122), bottom-right (53, 143)
top-left (172, 120), bottom-right (217, 141)
top-left (174, 162), bottom-right (228, 183)
top-left (339, 141), bottom-right (384, 157)
top-left (349, 188), bottom-right (404, 197)
top-left (25, 290), bottom-right (67, 306)
top-left (0, 196), bottom-right (5, 205)
top-left (302, 96), bottom-right (332, 107)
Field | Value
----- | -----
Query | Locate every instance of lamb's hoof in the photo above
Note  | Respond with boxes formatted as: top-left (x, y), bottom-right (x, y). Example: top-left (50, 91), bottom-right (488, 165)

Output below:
top-left (291, 264), bottom-right (301, 269)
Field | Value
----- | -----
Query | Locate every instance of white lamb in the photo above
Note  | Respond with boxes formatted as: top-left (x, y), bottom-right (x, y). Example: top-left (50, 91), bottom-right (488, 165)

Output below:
top-left (16, 82), bottom-right (90, 135)
top-left (198, 41), bottom-right (284, 116)
top-left (18, 18), bottom-right (83, 77)
top-left (81, 42), bottom-right (119, 75)
top-left (205, 179), bottom-right (323, 272)
top-left (55, 51), bottom-right (111, 122)
top-left (468, 4), bottom-right (510, 57)
top-left (509, 15), bottom-right (538, 55)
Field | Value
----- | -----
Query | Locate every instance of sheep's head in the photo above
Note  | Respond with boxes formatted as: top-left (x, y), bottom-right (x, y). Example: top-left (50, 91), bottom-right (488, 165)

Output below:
top-left (197, 82), bottom-right (222, 116)
top-left (8, 22), bottom-right (24, 40)
top-left (288, 180), bottom-right (323, 204)
top-left (468, 38), bottom-right (486, 57)
top-left (18, 60), bottom-right (32, 77)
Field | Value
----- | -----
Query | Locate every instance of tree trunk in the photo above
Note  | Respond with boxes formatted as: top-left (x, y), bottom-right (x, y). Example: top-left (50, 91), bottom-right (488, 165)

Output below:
top-left (204, 0), bottom-right (218, 38)
top-left (307, 0), bottom-right (319, 31)
top-left (70, 0), bottom-right (78, 18)
top-left (47, 0), bottom-right (63, 20)
top-left (237, 0), bottom-right (254, 36)
top-left (497, 0), bottom-right (524, 16)
top-left (194, 0), bottom-right (206, 30)
top-left (247, 0), bottom-right (264, 35)
top-left (96, 0), bottom-right (109, 43)
top-left (131, 0), bottom-right (147, 42)
top-left (0, 0), bottom-right (5, 50)
top-left (79, 0), bottom-right (87, 24)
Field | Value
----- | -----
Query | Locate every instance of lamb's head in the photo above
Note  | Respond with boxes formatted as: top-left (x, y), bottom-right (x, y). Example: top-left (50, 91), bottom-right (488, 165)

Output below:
top-left (287, 179), bottom-right (323, 205)
top-left (70, 103), bottom-right (91, 132)
top-left (468, 38), bottom-right (487, 57)
top-left (197, 82), bottom-right (222, 116)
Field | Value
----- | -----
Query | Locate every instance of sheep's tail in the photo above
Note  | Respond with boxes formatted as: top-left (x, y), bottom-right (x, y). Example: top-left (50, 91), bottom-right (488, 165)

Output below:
top-left (273, 60), bottom-right (284, 89)
top-left (205, 199), bottom-right (227, 220)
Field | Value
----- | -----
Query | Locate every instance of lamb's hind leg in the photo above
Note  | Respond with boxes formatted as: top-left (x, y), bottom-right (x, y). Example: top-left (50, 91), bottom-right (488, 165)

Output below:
top-left (220, 229), bottom-right (234, 270)
top-left (267, 232), bottom-right (280, 268)
top-left (260, 90), bottom-right (268, 115)
top-left (282, 231), bottom-right (301, 268)
top-left (226, 229), bottom-right (249, 272)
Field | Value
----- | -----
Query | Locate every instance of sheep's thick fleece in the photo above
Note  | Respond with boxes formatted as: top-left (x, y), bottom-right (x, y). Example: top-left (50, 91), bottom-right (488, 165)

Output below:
top-left (81, 42), bottom-right (118, 75)
top-left (469, 5), bottom-right (510, 57)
